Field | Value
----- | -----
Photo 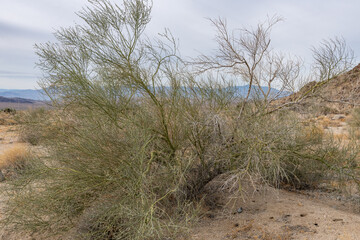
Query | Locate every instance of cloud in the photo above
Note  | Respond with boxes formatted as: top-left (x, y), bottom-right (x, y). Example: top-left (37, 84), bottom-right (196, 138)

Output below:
top-left (0, 21), bottom-right (48, 38)
top-left (0, 72), bottom-right (38, 79)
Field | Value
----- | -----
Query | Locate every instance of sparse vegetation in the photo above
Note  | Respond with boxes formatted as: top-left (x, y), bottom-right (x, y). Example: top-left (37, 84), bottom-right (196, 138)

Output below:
top-left (1, 0), bottom-right (360, 239)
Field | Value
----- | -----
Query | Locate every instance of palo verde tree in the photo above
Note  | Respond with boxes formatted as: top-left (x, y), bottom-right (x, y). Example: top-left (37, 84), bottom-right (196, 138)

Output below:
top-left (2, 0), bottom-right (205, 239)
top-left (2, 0), bottom-right (241, 239)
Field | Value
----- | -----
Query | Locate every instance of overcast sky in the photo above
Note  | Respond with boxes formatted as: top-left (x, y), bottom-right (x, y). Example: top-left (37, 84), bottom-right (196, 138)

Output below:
top-left (1, 0), bottom-right (359, 89)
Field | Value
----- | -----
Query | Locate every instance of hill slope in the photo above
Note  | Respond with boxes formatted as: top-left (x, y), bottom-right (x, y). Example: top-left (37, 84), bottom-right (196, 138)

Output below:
top-left (278, 63), bottom-right (360, 114)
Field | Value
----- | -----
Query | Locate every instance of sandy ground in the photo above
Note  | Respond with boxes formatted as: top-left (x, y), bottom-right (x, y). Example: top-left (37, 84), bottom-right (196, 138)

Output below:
top-left (0, 124), bottom-right (28, 240)
top-left (189, 181), bottom-right (360, 240)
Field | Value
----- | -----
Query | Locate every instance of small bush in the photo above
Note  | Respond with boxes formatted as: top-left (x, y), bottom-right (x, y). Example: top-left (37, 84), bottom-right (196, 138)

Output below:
top-left (0, 144), bottom-right (30, 179)
top-left (1, 108), bottom-right (16, 114)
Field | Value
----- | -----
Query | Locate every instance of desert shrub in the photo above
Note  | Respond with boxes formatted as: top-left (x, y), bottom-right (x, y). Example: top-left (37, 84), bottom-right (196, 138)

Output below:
top-left (2, 98), bottom-right (206, 239)
top-left (225, 109), bottom-right (360, 189)
top-left (2, 1), bottom-right (360, 239)
top-left (0, 1), bottom-right (226, 238)
top-left (349, 107), bottom-right (360, 128)
top-left (0, 144), bottom-right (32, 179)
top-left (347, 108), bottom-right (360, 140)
top-left (0, 110), bottom-right (18, 125)
top-left (1, 108), bottom-right (16, 114)
top-left (0, 144), bottom-right (29, 169)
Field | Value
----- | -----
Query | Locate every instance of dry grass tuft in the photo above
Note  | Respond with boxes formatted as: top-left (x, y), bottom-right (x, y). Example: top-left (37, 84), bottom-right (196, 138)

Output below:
top-left (303, 124), bottom-right (324, 142)
top-left (0, 144), bottom-right (29, 169)
top-left (317, 116), bottom-right (331, 128)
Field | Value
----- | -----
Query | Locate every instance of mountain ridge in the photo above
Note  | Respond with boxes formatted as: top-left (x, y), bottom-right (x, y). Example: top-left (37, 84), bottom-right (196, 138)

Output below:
top-left (0, 96), bottom-right (36, 104)
top-left (0, 86), bottom-right (291, 101)
top-left (0, 89), bottom-right (45, 101)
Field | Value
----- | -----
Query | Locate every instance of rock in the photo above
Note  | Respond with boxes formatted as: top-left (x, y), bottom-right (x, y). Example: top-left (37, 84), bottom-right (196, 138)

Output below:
top-left (281, 225), bottom-right (311, 232)
top-left (332, 114), bottom-right (346, 120)
top-left (237, 207), bottom-right (243, 214)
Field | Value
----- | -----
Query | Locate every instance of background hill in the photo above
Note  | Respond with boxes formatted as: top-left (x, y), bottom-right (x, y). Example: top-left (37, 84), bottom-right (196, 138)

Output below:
top-left (277, 63), bottom-right (360, 114)
top-left (0, 89), bottom-right (45, 101)
top-left (0, 86), bottom-right (291, 101)
top-left (0, 95), bottom-right (47, 110)
top-left (0, 96), bottom-right (35, 104)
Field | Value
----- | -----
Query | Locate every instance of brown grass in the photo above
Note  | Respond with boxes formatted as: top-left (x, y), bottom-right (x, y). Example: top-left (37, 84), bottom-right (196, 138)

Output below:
top-left (303, 124), bottom-right (324, 141)
top-left (0, 112), bottom-right (17, 126)
top-left (333, 132), bottom-right (350, 141)
top-left (0, 144), bottom-right (29, 169)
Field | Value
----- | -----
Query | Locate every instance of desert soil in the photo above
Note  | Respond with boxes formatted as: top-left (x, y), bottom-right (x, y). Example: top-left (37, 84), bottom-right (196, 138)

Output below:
top-left (0, 124), bottom-right (31, 240)
top-left (188, 180), bottom-right (360, 240)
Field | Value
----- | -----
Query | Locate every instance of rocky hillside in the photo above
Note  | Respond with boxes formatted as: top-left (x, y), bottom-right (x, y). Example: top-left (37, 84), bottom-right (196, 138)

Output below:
top-left (279, 64), bottom-right (360, 114)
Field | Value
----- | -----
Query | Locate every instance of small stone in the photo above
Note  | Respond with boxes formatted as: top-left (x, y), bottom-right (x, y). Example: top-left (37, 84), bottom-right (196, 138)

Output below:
top-left (333, 218), bottom-right (343, 222)
top-left (237, 207), bottom-right (243, 213)
top-left (206, 213), bottom-right (215, 219)
top-left (332, 115), bottom-right (345, 120)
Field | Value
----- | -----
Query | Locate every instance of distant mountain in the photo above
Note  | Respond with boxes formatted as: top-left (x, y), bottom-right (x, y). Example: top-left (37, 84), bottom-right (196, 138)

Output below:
top-left (232, 85), bottom-right (292, 98)
top-left (0, 89), bottom-right (47, 101)
top-left (149, 85), bottom-right (291, 99)
top-left (0, 96), bottom-right (35, 103)
top-left (0, 85), bottom-right (291, 101)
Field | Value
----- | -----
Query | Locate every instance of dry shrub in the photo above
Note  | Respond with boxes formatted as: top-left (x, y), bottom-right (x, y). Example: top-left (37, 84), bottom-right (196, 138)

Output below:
top-left (317, 116), bottom-right (331, 128)
top-left (0, 144), bottom-right (30, 178)
top-left (0, 144), bottom-right (29, 168)
top-left (302, 124), bottom-right (324, 142)
top-left (0, 111), bottom-right (17, 126)
top-left (349, 107), bottom-right (360, 128)
top-left (227, 110), bottom-right (359, 190)
top-left (333, 132), bottom-right (349, 141)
